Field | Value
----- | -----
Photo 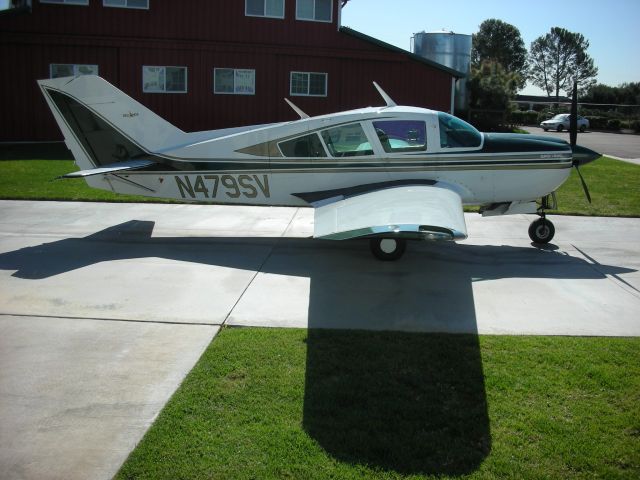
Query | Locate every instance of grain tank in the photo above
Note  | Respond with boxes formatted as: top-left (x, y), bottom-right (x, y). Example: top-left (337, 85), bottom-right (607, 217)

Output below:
top-left (412, 30), bottom-right (471, 112)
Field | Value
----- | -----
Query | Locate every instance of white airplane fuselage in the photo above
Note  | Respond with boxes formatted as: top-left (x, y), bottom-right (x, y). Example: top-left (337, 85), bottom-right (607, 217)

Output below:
top-left (82, 107), bottom-right (573, 208)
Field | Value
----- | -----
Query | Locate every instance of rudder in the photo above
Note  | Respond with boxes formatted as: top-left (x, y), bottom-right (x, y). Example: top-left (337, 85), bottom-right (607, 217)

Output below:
top-left (38, 75), bottom-right (185, 172)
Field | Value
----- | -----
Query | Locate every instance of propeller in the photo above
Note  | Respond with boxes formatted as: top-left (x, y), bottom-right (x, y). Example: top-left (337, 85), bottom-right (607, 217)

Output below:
top-left (569, 80), bottom-right (593, 204)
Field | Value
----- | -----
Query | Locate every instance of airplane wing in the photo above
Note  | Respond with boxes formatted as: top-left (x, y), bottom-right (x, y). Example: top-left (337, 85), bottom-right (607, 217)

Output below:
top-left (60, 159), bottom-right (157, 178)
top-left (312, 185), bottom-right (468, 241)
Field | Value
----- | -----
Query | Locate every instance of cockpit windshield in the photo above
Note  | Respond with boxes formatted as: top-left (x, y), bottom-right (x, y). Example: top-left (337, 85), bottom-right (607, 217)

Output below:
top-left (437, 112), bottom-right (482, 149)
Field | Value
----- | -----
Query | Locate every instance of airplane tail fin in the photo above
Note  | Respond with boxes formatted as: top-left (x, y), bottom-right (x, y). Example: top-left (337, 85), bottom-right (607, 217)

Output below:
top-left (38, 75), bottom-right (186, 175)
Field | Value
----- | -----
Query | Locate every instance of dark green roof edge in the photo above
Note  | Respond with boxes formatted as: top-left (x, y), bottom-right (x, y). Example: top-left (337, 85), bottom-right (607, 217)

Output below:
top-left (339, 26), bottom-right (466, 78)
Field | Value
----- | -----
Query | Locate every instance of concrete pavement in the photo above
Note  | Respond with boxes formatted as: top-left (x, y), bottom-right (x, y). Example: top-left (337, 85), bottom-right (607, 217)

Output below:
top-left (1, 200), bottom-right (640, 479)
top-left (0, 316), bottom-right (216, 480)
top-left (1, 200), bottom-right (639, 334)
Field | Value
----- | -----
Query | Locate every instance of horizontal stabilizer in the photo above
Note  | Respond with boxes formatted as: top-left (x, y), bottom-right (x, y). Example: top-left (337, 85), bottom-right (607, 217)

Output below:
top-left (60, 159), bottom-right (156, 178)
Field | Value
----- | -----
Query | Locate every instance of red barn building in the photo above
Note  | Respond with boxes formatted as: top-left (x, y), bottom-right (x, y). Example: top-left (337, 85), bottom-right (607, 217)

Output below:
top-left (0, 0), bottom-right (462, 142)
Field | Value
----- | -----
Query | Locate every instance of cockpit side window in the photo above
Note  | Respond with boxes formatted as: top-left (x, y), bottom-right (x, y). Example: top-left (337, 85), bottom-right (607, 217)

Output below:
top-left (278, 133), bottom-right (327, 157)
top-left (320, 123), bottom-right (373, 157)
top-left (438, 112), bottom-right (482, 149)
top-left (372, 120), bottom-right (427, 153)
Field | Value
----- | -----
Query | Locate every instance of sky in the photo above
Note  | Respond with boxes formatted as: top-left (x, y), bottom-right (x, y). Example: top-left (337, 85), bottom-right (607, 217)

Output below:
top-left (341, 0), bottom-right (640, 96)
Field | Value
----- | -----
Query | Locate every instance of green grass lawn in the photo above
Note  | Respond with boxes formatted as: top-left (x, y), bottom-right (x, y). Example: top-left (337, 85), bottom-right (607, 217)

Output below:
top-left (550, 157), bottom-right (640, 216)
top-left (115, 327), bottom-right (639, 480)
top-left (0, 157), bottom-right (639, 216)
top-left (0, 160), bottom-right (178, 203)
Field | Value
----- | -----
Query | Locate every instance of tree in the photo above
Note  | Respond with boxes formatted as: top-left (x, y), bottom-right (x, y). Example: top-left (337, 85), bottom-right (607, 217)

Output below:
top-left (471, 19), bottom-right (528, 89)
top-left (467, 60), bottom-right (519, 130)
top-left (582, 82), bottom-right (640, 105)
top-left (528, 27), bottom-right (598, 103)
top-left (468, 60), bottom-right (519, 110)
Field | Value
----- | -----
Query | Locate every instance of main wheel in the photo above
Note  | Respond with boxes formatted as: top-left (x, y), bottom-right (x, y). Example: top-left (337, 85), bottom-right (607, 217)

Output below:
top-left (528, 218), bottom-right (555, 244)
top-left (556, 124), bottom-right (564, 132)
top-left (579, 125), bottom-right (586, 132)
top-left (369, 238), bottom-right (406, 261)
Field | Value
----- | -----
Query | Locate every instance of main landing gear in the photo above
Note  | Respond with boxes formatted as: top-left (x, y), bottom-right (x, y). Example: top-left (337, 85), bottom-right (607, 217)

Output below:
top-left (369, 238), bottom-right (407, 261)
top-left (528, 194), bottom-right (556, 244)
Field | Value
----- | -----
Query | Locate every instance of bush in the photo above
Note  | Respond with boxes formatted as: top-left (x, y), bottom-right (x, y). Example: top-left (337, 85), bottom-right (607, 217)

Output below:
top-left (631, 119), bottom-right (640, 132)
top-left (510, 110), bottom-right (523, 124)
top-left (510, 110), bottom-right (538, 125)
top-left (588, 116), bottom-right (609, 129)
top-left (468, 109), bottom-right (516, 132)
top-left (606, 118), bottom-right (622, 131)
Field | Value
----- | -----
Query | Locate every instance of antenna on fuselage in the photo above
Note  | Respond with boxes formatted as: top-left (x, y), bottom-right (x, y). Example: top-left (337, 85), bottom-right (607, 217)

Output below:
top-left (284, 98), bottom-right (309, 119)
top-left (373, 81), bottom-right (397, 107)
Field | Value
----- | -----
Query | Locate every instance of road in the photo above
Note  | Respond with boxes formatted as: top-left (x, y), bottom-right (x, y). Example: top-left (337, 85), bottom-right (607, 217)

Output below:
top-left (1, 200), bottom-right (639, 479)
top-left (521, 126), bottom-right (640, 162)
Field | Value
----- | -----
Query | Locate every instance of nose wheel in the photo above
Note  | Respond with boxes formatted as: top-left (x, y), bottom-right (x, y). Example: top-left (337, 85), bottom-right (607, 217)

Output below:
top-left (528, 217), bottom-right (555, 244)
top-left (369, 238), bottom-right (407, 261)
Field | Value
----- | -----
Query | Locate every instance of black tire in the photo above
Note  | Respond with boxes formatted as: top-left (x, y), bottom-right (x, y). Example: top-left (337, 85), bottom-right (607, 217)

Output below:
top-left (369, 238), bottom-right (407, 261)
top-left (556, 124), bottom-right (564, 132)
top-left (579, 125), bottom-right (586, 132)
top-left (543, 128), bottom-right (548, 132)
top-left (528, 218), bottom-right (555, 244)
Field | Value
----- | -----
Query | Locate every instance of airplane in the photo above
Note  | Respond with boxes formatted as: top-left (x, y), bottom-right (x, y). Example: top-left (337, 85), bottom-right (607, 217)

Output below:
top-left (37, 75), bottom-right (600, 260)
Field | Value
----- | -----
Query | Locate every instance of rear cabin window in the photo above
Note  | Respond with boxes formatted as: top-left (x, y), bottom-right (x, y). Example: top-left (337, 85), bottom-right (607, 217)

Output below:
top-left (278, 133), bottom-right (327, 157)
top-left (372, 120), bottom-right (427, 153)
top-left (438, 113), bottom-right (482, 149)
top-left (320, 123), bottom-right (373, 157)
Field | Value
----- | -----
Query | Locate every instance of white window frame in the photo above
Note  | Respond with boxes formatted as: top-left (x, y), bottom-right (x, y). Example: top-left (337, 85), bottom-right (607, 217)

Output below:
top-left (103, 0), bottom-right (149, 10)
top-left (295, 0), bottom-right (332, 23)
top-left (245, 0), bottom-right (285, 19)
top-left (40, 0), bottom-right (89, 5)
top-left (142, 66), bottom-right (188, 94)
top-left (213, 68), bottom-right (256, 96)
top-left (290, 71), bottom-right (328, 97)
top-left (49, 63), bottom-right (98, 78)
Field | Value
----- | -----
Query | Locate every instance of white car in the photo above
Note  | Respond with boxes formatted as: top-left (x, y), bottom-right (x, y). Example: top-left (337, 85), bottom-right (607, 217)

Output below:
top-left (540, 114), bottom-right (589, 132)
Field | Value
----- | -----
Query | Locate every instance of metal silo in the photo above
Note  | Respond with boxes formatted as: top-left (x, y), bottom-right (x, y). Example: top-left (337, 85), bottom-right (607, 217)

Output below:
top-left (412, 30), bottom-right (472, 112)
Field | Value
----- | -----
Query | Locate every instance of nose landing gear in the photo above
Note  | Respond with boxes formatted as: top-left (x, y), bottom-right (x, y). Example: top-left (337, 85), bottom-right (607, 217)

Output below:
top-left (528, 215), bottom-right (555, 244)
top-left (528, 194), bottom-right (556, 244)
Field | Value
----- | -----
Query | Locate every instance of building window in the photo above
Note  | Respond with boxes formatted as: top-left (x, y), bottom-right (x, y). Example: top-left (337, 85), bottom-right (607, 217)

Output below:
top-left (103, 0), bottom-right (149, 9)
top-left (40, 0), bottom-right (88, 5)
top-left (143, 66), bottom-right (187, 93)
top-left (296, 0), bottom-right (331, 22)
top-left (50, 64), bottom-right (98, 78)
top-left (1, 1), bottom-right (32, 11)
top-left (214, 68), bottom-right (256, 95)
top-left (290, 71), bottom-right (327, 97)
top-left (245, 0), bottom-right (284, 19)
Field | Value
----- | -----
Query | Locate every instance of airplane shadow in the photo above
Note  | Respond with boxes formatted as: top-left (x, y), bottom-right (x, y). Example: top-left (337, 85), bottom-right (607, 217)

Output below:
top-left (0, 220), bottom-right (635, 476)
